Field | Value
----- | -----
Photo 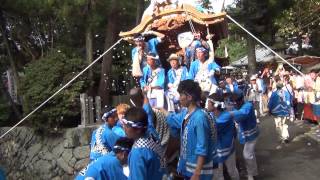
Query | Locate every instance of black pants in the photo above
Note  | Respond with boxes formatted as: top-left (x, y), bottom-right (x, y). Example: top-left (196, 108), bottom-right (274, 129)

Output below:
top-left (295, 102), bottom-right (304, 120)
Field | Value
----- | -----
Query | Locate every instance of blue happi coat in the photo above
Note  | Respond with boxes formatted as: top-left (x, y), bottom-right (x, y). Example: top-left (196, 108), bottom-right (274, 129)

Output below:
top-left (140, 66), bottom-right (165, 89)
top-left (188, 59), bottom-right (221, 85)
top-left (232, 102), bottom-right (259, 144)
top-left (128, 133), bottom-right (164, 180)
top-left (167, 66), bottom-right (189, 86)
top-left (225, 82), bottom-right (239, 94)
top-left (143, 103), bottom-right (160, 139)
top-left (90, 123), bottom-right (120, 160)
top-left (257, 78), bottom-right (267, 94)
top-left (210, 111), bottom-right (236, 163)
top-left (131, 37), bottom-right (161, 68)
top-left (268, 89), bottom-right (291, 117)
top-left (185, 40), bottom-right (202, 66)
top-left (166, 107), bottom-right (215, 179)
top-left (112, 121), bottom-right (126, 137)
top-left (76, 152), bottom-right (127, 180)
top-left (0, 168), bottom-right (4, 180)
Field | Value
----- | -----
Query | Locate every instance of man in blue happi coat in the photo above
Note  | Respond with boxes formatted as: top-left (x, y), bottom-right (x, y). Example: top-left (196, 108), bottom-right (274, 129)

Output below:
top-left (166, 80), bottom-right (216, 180)
top-left (140, 52), bottom-right (166, 109)
top-left (90, 108), bottom-right (120, 160)
top-left (189, 47), bottom-right (221, 93)
top-left (131, 31), bottom-right (165, 86)
top-left (231, 90), bottom-right (259, 180)
top-left (206, 93), bottom-right (239, 180)
top-left (225, 76), bottom-right (239, 94)
top-left (183, 31), bottom-right (210, 69)
top-left (129, 88), bottom-right (158, 135)
top-left (123, 107), bottom-right (165, 180)
top-left (268, 77), bottom-right (291, 143)
top-left (76, 137), bottom-right (134, 180)
top-left (166, 53), bottom-right (189, 112)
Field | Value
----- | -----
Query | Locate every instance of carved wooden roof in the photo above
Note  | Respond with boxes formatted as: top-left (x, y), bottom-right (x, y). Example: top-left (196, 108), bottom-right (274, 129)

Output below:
top-left (119, 4), bottom-right (227, 40)
top-left (119, 4), bottom-right (229, 69)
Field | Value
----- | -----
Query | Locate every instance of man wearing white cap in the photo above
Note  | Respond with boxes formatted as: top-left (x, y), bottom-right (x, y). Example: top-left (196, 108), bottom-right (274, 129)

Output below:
top-left (166, 53), bottom-right (189, 112)
top-left (189, 46), bottom-right (221, 93)
top-left (140, 52), bottom-right (166, 109)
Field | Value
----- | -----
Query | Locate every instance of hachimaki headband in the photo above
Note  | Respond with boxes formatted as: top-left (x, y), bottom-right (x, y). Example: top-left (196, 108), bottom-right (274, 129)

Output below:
top-left (207, 98), bottom-right (226, 109)
top-left (196, 46), bottom-right (208, 52)
top-left (133, 34), bottom-right (145, 42)
top-left (146, 52), bottom-right (159, 60)
top-left (121, 118), bottom-right (147, 129)
top-left (113, 145), bottom-right (130, 152)
top-left (102, 108), bottom-right (117, 121)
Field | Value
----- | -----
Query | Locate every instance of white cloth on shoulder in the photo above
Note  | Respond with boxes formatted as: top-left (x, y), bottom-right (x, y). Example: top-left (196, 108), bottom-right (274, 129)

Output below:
top-left (132, 50), bottom-right (143, 77)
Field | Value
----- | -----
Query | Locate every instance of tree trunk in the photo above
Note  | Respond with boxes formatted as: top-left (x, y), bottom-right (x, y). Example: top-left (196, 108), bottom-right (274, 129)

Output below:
top-left (0, 77), bottom-right (22, 119)
top-left (98, 0), bottom-right (119, 106)
top-left (297, 34), bottom-right (303, 56)
top-left (0, 10), bottom-right (20, 101)
top-left (246, 35), bottom-right (257, 76)
top-left (85, 0), bottom-right (95, 82)
top-left (85, 25), bottom-right (93, 81)
top-left (136, 0), bottom-right (145, 25)
top-left (297, 2), bottom-right (303, 56)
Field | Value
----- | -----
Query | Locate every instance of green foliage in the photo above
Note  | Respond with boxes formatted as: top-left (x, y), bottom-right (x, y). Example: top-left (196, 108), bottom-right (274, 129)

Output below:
top-left (275, 0), bottom-right (319, 37)
top-left (273, 0), bottom-right (320, 56)
top-left (20, 49), bottom-right (88, 130)
top-left (0, 95), bottom-right (11, 123)
top-left (215, 36), bottom-right (247, 62)
top-left (228, 0), bottom-right (294, 43)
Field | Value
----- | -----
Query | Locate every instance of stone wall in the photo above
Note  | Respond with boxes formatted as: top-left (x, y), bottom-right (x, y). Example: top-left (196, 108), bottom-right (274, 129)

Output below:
top-left (0, 126), bottom-right (98, 180)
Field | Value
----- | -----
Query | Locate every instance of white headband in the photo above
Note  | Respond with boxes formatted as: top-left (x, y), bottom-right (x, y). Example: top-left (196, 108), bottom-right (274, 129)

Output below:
top-left (146, 54), bottom-right (159, 60)
top-left (207, 98), bottom-right (225, 109)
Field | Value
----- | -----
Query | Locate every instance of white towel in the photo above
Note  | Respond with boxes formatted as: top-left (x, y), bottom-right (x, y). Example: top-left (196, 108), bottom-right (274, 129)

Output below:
top-left (132, 50), bottom-right (143, 77)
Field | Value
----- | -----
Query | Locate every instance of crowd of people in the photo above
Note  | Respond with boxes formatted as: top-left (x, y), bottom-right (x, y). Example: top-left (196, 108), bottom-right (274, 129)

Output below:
top-left (75, 24), bottom-right (264, 180)
top-left (76, 85), bottom-right (259, 180)
top-left (74, 2), bottom-right (320, 179)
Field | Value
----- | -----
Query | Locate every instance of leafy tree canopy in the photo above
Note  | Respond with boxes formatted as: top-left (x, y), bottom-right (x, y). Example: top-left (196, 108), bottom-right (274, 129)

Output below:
top-left (20, 49), bottom-right (88, 130)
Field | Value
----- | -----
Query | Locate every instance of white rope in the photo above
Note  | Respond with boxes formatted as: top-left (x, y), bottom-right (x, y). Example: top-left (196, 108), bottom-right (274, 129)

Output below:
top-left (226, 14), bottom-right (304, 76)
top-left (0, 38), bottom-right (123, 139)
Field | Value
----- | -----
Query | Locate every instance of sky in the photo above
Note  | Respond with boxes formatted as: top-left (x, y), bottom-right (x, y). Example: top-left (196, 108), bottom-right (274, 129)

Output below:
top-left (209, 0), bottom-right (236, 13)
top-left (224, 0), bottom-right (236, 6)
